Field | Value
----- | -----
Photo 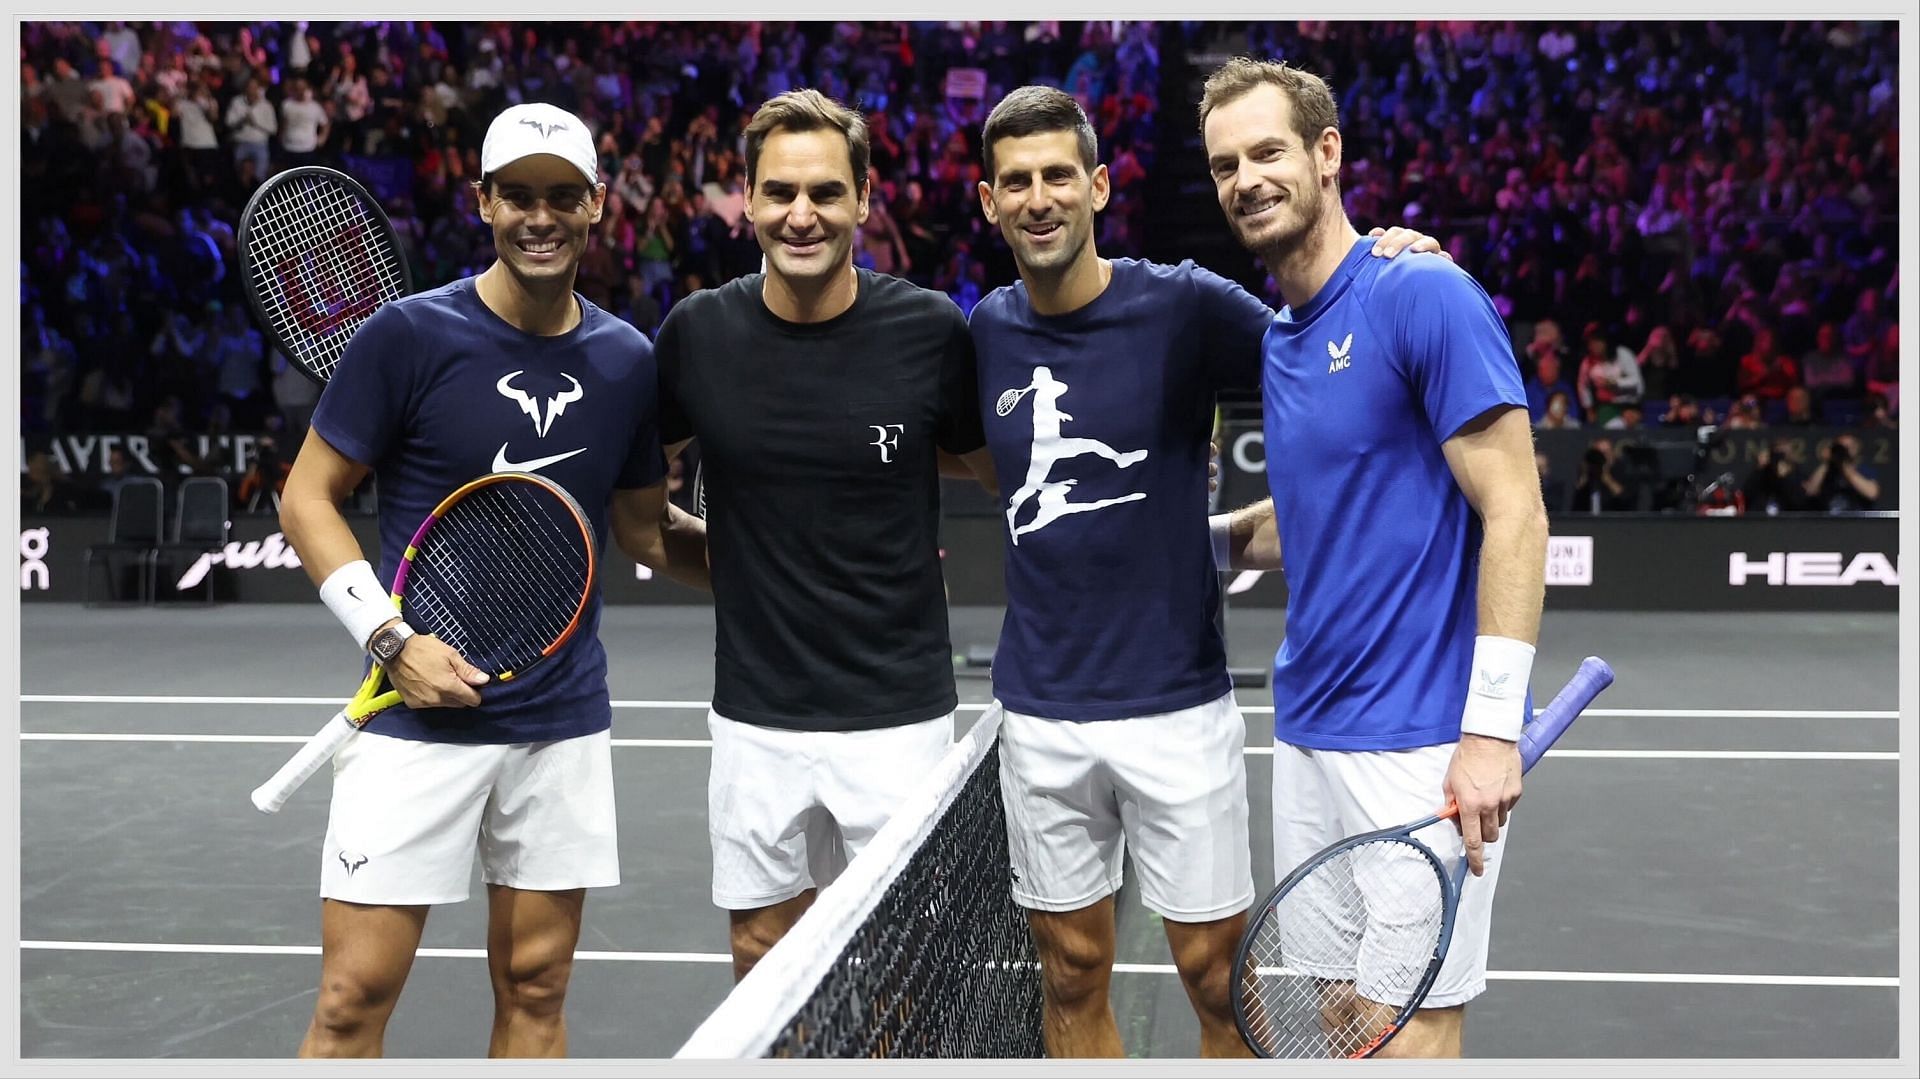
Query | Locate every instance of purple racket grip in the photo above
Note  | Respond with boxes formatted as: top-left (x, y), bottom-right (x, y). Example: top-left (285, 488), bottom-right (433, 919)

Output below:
top-left (1518, 656), bottom-right (1614, 772)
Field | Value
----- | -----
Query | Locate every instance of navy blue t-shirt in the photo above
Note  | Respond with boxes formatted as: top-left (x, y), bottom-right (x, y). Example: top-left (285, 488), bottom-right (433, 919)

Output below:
top-left (970, 259), bottom-right (1273, 721)
top-left (311, 278), bottom-right (665, 744)
top-left (1262, 239), bottom-right (1527, 751)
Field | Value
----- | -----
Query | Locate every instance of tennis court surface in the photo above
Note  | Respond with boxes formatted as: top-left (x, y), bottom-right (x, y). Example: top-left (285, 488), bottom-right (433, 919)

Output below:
top-left (17, 604), bottom-right (1901, 1058)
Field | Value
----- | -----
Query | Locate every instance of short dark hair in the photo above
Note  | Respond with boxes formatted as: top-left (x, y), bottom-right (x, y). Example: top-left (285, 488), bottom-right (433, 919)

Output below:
top-left (743, 89), bottom-right (870, 191)
top-left (1198, 57), bottom-right (1340, 146)
top-left (981, 85), bottom-right (1098, 181)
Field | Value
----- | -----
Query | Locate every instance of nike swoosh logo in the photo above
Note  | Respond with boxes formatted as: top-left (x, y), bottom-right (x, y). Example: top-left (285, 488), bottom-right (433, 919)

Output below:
top-left (493, 444), bottom-right (588, 474)
top-left (346, 585), bottom-right (367, 602)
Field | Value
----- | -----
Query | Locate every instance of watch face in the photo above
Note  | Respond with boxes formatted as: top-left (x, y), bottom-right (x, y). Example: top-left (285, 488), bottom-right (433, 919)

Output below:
top-left (372, 631), bottom-right (401, 661)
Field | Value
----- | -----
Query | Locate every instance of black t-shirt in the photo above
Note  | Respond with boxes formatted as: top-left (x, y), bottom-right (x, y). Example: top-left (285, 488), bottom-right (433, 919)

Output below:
top-left (657, 270), bottom-right (985, 731)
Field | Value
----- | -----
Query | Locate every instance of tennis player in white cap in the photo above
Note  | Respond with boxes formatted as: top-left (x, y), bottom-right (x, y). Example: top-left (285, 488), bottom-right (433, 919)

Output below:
top-left (282, 99), bottom-right (706, 1058)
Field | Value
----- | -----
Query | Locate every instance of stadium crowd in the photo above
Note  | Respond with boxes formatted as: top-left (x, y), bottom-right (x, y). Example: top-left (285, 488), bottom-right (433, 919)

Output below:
top-left (18, 19), bottom-right (1901, 516)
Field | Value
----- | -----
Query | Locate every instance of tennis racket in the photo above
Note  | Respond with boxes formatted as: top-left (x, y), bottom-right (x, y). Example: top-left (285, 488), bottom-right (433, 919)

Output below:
top-left (237, 165), bottom-right (413, 386)
top-left (994, 385), bottom-right (1033, 417)
top-left (1232, 655), bottom-right (1615, 1058)
top-left (249, 472), bottom-right (596, 813)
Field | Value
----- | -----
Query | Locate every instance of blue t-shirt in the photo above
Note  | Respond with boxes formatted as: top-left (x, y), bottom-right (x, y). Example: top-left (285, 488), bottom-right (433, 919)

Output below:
top-left (311, 278), bottom-right (665, 744)
top-left (1262, 239), bottom-right (1527, 751)
top-left (970, 259), bottom-right (1273, 721)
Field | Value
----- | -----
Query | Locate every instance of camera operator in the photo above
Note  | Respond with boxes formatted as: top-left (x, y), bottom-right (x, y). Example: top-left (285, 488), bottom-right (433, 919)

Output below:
top-left (1801, 433), bottom-right (1880, 513)
top-left (1572, 437), bottom-right (1635, 514)
top-left (1741, 440), bottom-right (1806, 515)
top-left (236, 434), bottom-right (290, 513)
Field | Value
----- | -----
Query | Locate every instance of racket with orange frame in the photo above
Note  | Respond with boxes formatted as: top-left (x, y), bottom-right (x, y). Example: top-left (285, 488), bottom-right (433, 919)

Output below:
top-left (250, 472), bottom-right (596, 812)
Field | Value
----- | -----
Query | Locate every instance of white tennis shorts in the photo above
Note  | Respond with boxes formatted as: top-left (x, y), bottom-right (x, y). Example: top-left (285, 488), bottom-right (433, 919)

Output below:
top-left (706, 710), bottom-right (953, 909)
top-left (1269, 740), bottom-right (1509, 1009)
top-left (997, 692), bottom-right (1254, 923)
top-left (320, 728), bottom-right (619, 905)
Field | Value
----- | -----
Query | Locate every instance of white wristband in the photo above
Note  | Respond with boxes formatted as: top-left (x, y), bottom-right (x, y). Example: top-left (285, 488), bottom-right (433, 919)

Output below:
top-left (1458, 635), bottom-right (1535, 742)
top-left (319, 560), bottom-right (398, 650)
top-left (1209, 513), bottom-right (1233, 571)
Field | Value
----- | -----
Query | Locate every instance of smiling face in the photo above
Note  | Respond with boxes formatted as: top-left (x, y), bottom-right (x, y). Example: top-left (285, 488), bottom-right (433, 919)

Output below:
top-left (1203, 82), bottom-right (1337, 264)
top-left (979, 129), bottom-right (1108, 281)
top-left (747, 126), bottom-right (868, 291)
top-left (477, 153), bottom-right (605, 289)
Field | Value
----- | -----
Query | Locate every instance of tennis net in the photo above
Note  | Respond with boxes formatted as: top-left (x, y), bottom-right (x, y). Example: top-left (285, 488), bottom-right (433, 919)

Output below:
top-left (675, 704), bottom-right (1046, 1059)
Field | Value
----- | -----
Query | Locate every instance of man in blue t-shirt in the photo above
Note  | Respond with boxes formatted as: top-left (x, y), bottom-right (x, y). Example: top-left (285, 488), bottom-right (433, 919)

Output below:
top-left (1200, 60), bottom-right (1549, 1058)
top-left (278, 103), bottom-right (707, 1058)
top-left (968, 86), bottom-right (1441, 1058)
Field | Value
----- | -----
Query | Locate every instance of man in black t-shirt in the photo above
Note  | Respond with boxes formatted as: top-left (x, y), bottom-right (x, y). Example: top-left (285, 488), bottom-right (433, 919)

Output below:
top-left (652, 89), bottom-right (997, 981)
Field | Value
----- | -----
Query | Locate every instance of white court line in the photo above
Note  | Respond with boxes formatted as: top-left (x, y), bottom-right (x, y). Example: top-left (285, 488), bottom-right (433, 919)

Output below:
top-left (15, 733), bottom-right (1898, 761)
top-left (17, 940), bottom-right (1896, 988)
top-left (15, 695), bottom-right (1902, 721)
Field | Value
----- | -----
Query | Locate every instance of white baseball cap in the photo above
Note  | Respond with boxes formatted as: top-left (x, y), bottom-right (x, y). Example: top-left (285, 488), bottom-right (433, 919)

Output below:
top-left (480, 102), bottom-right (598, 186)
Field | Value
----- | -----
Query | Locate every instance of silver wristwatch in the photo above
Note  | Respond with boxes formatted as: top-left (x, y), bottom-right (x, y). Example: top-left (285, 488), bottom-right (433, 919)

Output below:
top-left (367, 621), bottom-right (416, 666)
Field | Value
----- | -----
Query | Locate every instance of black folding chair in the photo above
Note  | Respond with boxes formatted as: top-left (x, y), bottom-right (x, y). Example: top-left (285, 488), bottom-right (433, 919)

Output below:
top-left (154, 476), bottom-right (233, 604)
top-left (83, 476), bottom-right (165, 606)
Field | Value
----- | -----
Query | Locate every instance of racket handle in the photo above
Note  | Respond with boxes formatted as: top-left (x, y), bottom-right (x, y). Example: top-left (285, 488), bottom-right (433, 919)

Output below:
top-left (251, 711), bottom-right (358, 813)
top-left (1518, 656), bottom-right (1615, 772)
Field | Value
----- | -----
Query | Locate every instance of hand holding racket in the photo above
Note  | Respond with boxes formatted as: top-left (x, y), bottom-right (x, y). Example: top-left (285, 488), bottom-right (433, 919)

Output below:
top-left (238, 165), bottom-right (413, 386)
top-left (1232, 656), bottom-right (1615, 1059)
top-left (250, 472), bottom-right (596, 813)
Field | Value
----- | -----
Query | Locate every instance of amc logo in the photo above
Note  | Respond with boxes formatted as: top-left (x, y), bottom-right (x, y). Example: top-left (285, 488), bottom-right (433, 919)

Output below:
top-left (1728, 552), bottom-right (1900, 587)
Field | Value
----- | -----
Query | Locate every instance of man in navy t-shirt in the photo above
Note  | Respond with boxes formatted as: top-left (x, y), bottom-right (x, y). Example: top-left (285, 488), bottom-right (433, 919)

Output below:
top-left (278, 103), bottom-right (706, 1058)
top-left (969, 86), bottom-right (1441, 1058)
top-left (1201, 60), bottom-right (1549, 1058)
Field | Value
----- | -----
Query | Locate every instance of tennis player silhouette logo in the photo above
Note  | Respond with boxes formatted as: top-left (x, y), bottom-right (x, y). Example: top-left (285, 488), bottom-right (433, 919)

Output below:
top-left (997, 366), bottom-right (1147, 545)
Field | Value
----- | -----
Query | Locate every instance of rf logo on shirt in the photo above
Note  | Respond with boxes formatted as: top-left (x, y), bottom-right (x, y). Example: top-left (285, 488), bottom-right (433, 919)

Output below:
top-left (870, 424), bottom-right (905, 463)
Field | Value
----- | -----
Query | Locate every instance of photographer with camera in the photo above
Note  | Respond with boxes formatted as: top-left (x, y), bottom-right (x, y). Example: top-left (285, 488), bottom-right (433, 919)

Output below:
top-left (1572, 437), bottom-right (1634, 514)
top-left (1801, 433), bottom-right (1880, 513)
top-left (1741, 440), bottom-right (1806, 516)
top-left (236, 434), bottom-right (290, 513)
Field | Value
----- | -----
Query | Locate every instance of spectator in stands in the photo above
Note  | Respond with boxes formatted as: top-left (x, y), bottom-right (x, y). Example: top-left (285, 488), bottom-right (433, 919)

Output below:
top-left (1575, 322), bottom-right (1642, 424)
top-left (1724, 395), bottom-right (1767, 430)
top-left (1781, 385), bottom-right (1816, 427)
top-left (1636, 325), bottom-right (1680, 402)
top-left (279, 77), bottom-right (330, 168)
top-left (1735, 327), bottom-right (1800, 402)
top-left (224, 76), bottom-right (276, 181)
top-left (1523, 350), bottom-right (1576, 425)
top-left (1799, 322), bottom-right (1856, 405)
top-left (1802, 433), bottom-right (1880, 512)
top-left (1859, 390), bottom-right (1896, 430)
top-left (172, 75), bottom-right (225, 192)
top-left (1602, 402), bottom-right (1644, 431)
top-left (1661, 394), bottom-right (1706, 429)
top-left (1537, 389), bottom-right (1581, 430)
top-left (21, 450), bottom-right (89, 514)
top-left (1863, 322), bottom-right (1898, 415)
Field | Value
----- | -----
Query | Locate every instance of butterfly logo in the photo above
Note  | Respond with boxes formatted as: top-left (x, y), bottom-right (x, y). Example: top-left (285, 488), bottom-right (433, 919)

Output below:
top-left (1327, 333), bottom-right (1354, 374)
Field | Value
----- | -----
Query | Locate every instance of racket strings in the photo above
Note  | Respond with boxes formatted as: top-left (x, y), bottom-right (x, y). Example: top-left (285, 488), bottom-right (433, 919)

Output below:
top-left (1241, 837), bottom-right (1449, 1058)
top-left (245, 175), bottom-right (407, 381)
top-left (401, 483), bottom-right (592, 674)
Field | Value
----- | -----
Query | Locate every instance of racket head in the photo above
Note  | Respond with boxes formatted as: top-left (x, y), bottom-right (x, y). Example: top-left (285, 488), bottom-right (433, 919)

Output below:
top-left (994, 387), bottom-right (1025, 416)
top-left (390, 472), bottom-right (597, 679)
top-left (1234, 829), bottom-right (1459, 1059)
top-left (237, 165), bottom-right (414, 386)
